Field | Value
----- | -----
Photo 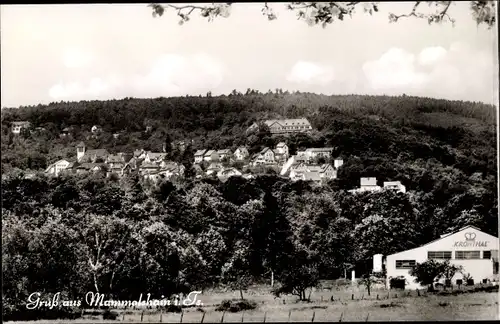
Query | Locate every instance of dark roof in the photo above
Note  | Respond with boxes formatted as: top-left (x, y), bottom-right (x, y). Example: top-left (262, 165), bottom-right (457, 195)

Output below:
top-left (85, 149), bottom-right (109, 157)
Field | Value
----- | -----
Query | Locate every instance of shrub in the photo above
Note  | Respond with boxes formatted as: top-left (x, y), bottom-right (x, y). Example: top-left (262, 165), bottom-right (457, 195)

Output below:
top-left (215, 299), bottom-right (258, 313)
top-left (102, 309), bottom-right (118, 320)
top-left (389, 277), bottom-right (406, 290)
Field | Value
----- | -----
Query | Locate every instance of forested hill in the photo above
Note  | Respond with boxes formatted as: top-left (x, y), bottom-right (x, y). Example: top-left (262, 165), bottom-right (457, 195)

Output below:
top-left (1, 92), bottom-right (497, 182)
top-left (1, 92), bottom-right (498, 316)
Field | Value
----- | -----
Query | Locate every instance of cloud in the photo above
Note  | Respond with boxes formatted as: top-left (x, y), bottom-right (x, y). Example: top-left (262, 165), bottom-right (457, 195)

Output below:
top-left (131, 53), bottom-right (225, 97)
top-left (62, 47), bottom-right (95, 69)
top-left (48, 53), bottom-right (225, 101)
top-left (286, 61), bottom-right (335, 85)
top-left (362, 48), bottom-right (427, 90)
top-left (417, 46), bottom-right (447, 66)
top-left (362, 45), bottom-right (497, 103)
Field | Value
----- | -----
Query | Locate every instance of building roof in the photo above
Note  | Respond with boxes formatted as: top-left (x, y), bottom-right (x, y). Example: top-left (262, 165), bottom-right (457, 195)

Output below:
top-left (305, 147), bottom-right (334, 152)
top-left (260, 147), bottom-right (273, 155)
top-left (204, 150), bottom-right (216, 156)
top-left (236, 146), bottom-right (248, 152)
top-left (11, 121), bottom-right (31, 126)
top-left (140, 162), bottom-right (159, 169)
top-left (133, 149), bottom-right (144, 157)
top-left (107, 155), bottom-right (124, 163)
top-left (75, 163), bottom-right (104, 170)
top-left (77, 141), bottom-right (86, 148)
top-left (85, 149), bottom-right (109, 157)
top-left (265, 118), bottom-right (311, 127)
top-left (147, 152), bottom-right (167, 160)
top-left (217, 149), bottom-right (232, 154)
top-left (384, 181), bottom-right (403, 186)
top-left (44, 159), bottom-right (71, 172)
top-left (303, 171), bottom-right (322, 182)
top-left (387, 225), bottom-right (494, 257)
top-left (194, 149), bottom-right (207, 156)
top-left (320, 164), bottom-right (333, 172)
top-left (207, 162), bottom-right (223, 170)
top-left (361, 177), bottom-right (377, 186)
top-left (277, 142), bottom-right (287, 147)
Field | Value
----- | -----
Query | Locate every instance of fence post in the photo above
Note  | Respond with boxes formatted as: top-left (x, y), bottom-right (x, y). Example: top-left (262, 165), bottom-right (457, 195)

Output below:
top-left (351, 294), bottom-right (354, 300)
top-left (122, 311), bottom-right (125, 321)
top-left (141, 310), bottom-right (144, 322)
top-left (288, 310), bottom-right (292, 322)
top-left (311, 311), bottom-right (315, 322)
top-left (417, 289), bottom-right (420, 297)
top-left (180, 309), bottom-right (184, 323)
top-left (221, 311), bottom-right (226, 323)
top-left (201, 312), bottom-right (206, 324)
top-left (241, 311), bottom-right (244, 323)
top-left (160, 309), bottom-right (162, 323)
top-left (338, 311), bottom-right (344, 322)
top-left (376, 294), bottom-right (379, 300)
top-left (263, 311), bottom-right (267, 323)
top-left (365, 313), bottom-right (369, 322)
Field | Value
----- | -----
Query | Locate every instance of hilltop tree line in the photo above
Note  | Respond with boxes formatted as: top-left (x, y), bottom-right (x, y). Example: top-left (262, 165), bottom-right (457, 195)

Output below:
top-left (1, 92), bottom-right (497, 185)
top-left (2, 169), bottom-right (497, 319)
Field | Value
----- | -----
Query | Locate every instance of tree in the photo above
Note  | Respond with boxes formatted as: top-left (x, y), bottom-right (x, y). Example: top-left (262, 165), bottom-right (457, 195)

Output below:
top-left (358, 273), bottom-right (377, 296)
top-left (272, 250), bottom-right (320, 301)
top-left (149, 2), bottom-right (496, 28)
top-left (220, 241), bottom-right (253, 300)
top-left (77, 214), bottom-right (136, 296)
top-left (409, 259), bottom-right (462, 292)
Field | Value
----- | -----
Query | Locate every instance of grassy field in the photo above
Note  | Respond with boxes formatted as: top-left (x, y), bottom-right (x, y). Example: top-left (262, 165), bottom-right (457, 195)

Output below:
top-left (8, 284), bottom-right (499, 323)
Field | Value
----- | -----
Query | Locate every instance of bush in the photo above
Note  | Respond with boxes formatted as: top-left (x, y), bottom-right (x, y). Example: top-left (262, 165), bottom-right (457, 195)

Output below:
top-left (102, 309), bottom-right (118, 320)
top-left (389, 277), bottom-right (406, 290)
top-left (215, 299), bottom-right (258, 313)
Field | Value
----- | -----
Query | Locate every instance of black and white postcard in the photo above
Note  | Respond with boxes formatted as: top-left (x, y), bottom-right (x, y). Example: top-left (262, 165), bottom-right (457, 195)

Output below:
top-left (1, 2), bottom-right (499, 322)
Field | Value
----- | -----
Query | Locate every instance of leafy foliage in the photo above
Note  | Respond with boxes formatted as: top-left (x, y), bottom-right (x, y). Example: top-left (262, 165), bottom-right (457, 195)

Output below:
top-left (149, 2), bottom-right (497, 28)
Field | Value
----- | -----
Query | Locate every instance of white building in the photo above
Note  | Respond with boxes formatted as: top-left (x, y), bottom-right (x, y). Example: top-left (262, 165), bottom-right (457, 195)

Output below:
top-left (349, 177), bottom-right (382, 193)
top-left (304, 147), bottom-right (333, 161)
top-left (45, 159), bottom-right (72, 176)
top-left (234, 146), bottom-right (249, 161)
top-left (194, 149), bottom-right (207, 164)
top-left (11, 121), bottom-right (31, 134)
top-left (385, 225), bottom-right (499, 290)
top-left (384, 181), bottom-right (406, 193)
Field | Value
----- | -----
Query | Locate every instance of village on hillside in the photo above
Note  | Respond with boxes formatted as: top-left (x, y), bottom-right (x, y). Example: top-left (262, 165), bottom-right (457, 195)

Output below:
top-left (10, 118), bottom-right (407, 193)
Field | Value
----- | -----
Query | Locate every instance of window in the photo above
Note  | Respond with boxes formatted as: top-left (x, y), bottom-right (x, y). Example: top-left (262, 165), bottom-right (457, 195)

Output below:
top-left (395, 260), bottom-right (416, 269)
top-left (483, 251), bottom-right (492, 259)
top-left (455, 251), bottom-right (481, 259)
top-left (428, 251), bottom-right (452, 259)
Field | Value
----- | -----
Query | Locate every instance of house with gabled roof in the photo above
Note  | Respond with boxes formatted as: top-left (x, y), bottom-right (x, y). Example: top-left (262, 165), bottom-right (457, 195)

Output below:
top-left (76, 142), bottom-right (110, 163)
top-left (234, 146), bottom-right (249, 161)
top-left (11, 121), bottom-right (32, 134)
top-left (204, 149), bottom-right (218, 162)
top-left (217, 149), bottom-right (232, 161)
top-left (252, 147), bottom-right (276, 165)
top-left (45, 159), bottom-right (73, 176)
top-left (194, 149), bottom-right (207, 164)
top-left (145, 152), bottom-right (167, 163)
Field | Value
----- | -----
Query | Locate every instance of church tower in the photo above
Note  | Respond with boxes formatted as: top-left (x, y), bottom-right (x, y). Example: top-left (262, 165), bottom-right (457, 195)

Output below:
top-left (77, 142), bottom-right (86, 162)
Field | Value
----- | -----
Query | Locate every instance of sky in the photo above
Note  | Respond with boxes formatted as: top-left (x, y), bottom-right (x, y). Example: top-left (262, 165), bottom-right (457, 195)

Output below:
top-left (1, 2), bottom-right (498, 108)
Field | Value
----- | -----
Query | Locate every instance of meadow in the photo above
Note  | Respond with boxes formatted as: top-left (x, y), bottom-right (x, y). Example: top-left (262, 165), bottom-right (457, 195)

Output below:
top-left (9, 282), bottom-right (499, 323)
